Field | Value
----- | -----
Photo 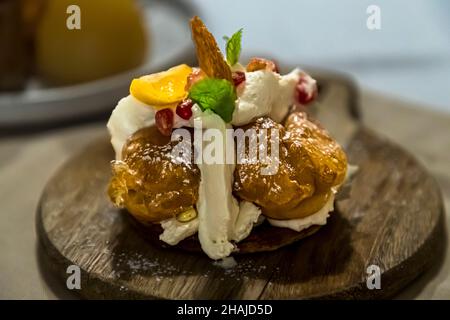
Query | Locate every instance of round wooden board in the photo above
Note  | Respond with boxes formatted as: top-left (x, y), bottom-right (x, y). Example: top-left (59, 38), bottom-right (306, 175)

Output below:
top-left (37, 127), bottom-right (444, 299)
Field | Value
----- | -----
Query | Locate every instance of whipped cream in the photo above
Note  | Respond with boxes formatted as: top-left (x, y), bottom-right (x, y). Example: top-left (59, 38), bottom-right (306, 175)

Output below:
top-left (191, 107), bottom-right (239, 259)
top-left (231, 70), bottom-right (279, 126)
top-left (232, 201), bottom-right (261, 242)
top-left (107, 95), bottom-right (155, 160)
top-left (270, 69), bottom-right (302, 122)
top-left (159, 217), bottom-right (199, 245)
top-left (159, 199), bottom-right (261, 255)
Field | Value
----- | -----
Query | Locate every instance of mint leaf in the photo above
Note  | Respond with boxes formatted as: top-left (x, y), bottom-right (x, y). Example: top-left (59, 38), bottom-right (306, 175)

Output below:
top-left (188, 78), bottom-right (236, 123)
top-left (224, 28), bottom-right (243, 66)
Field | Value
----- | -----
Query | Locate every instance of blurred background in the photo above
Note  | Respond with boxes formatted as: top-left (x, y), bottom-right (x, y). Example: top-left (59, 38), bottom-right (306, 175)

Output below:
top-left (194, 0), bottom-right (450, 113)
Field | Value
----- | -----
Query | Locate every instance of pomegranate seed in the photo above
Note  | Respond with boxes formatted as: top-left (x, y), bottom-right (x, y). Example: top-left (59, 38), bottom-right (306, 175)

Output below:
top-left (232, 71), bottom-right (246, 87)
top-left (155, 108), bottom-right (174, 136)
top-left (176, 99), bottom-right (194, 120)
top-left (185, 68), bottom-right (206, 91)
top-left (246, 57), bottom-right (278, 73)
top-left (296, 85), bottom-right (310, 105)
top-left (295, 74), bottom-right (318, 105)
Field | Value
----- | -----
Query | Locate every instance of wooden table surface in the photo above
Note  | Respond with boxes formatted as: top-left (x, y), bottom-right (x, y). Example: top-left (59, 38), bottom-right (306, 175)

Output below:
top-left (0, 90), bottom-right (449, 299)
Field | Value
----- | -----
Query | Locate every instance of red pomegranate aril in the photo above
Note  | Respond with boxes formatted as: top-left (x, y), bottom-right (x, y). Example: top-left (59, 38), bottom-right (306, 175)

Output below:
top-left (176, 99), bottom-right (194, 120)
top-left (232, 71), bottom-right (246, 87)
top-left (155, 108), bottom-right (174, 136)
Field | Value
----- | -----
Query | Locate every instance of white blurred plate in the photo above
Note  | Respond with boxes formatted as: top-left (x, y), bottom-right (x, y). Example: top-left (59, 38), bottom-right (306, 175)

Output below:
top-left (0, 0), bottom-right (196, 126)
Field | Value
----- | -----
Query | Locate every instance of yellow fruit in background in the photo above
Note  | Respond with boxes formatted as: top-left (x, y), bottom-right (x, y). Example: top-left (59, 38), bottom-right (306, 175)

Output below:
top-left (35, 0), bottom-right (148, 85)
top-left (130, 64), bottom-right (192, 106)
